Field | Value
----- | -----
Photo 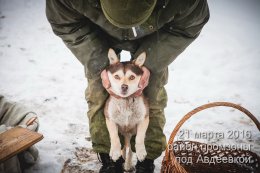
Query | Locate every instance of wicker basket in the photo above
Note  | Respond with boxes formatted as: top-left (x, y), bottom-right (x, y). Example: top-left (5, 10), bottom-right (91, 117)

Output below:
top-left (161, 102), bottom-right (260, 173)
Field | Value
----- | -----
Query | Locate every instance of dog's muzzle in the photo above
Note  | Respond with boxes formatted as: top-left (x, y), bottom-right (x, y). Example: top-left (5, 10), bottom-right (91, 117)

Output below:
top-left (121, 84), bottom-right (128, 94)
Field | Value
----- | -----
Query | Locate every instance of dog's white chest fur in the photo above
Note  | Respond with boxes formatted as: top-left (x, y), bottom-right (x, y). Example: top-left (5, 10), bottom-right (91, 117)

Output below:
top-left (106, 96), bottom-right (147, 134)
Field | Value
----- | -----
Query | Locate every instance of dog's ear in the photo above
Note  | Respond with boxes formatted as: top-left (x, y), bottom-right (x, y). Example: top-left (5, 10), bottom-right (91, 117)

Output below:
top-left (134, 52), bottom-right (146, 67)
top-left (108, 48), bottom-right (119, 65)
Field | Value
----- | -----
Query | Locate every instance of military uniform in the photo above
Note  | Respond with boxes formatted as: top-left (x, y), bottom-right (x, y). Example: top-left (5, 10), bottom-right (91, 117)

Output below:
top-left (46, 0), bottom-right (209, 160)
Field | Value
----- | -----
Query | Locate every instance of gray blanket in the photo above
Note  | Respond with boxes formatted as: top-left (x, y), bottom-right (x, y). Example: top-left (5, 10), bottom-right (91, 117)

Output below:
top-left (0, 95), bottom-right (39, 173)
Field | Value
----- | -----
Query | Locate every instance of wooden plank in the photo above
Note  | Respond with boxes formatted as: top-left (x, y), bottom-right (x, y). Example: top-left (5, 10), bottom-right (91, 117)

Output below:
top-left (0, 127), bottom-right (43, 162)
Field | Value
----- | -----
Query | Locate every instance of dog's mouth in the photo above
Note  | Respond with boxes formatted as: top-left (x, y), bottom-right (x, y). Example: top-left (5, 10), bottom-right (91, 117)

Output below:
top-left (121, 91), bottom-right (128, 95)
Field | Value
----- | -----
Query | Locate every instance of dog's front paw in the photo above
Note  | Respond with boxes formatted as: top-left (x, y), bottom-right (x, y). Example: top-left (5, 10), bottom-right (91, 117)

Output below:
top-left (135, 144), bottom-right (147, 161)
top-left (124, 164), bottom-right (135, 172)
top-left (110, 144), bottom-right (121, 161)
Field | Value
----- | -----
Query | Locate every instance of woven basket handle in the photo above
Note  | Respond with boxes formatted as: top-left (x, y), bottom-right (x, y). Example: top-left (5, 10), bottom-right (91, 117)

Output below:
top-left (164, 102), bottom-right (260, 162)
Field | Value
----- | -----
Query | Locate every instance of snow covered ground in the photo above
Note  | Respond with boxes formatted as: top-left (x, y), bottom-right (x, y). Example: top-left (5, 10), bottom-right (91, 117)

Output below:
top-left (0, 0), bottom-right (259, 172)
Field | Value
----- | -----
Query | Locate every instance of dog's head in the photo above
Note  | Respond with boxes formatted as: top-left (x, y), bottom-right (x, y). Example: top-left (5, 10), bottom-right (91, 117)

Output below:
top-left (106, 48), bottom-right (146, 98)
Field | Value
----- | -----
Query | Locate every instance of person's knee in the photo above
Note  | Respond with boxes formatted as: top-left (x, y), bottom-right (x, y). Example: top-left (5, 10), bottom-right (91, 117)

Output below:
top-left (89, 113), bottom-right (110, 152)
top-left (145, 138), bottom-right (166, 159)
top-left (144, 110), bottom-right (167, 159)
top-left (145, 125), bottom-right (167, 159)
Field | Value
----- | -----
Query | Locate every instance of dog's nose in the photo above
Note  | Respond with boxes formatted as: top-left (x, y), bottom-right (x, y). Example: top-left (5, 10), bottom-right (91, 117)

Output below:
top-left (121, 84), bottom-right (128, 92)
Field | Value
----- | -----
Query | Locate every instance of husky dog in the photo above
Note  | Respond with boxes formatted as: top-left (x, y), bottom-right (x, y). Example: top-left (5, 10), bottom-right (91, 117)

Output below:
top-left (104, 49), bottom-right (149, 171)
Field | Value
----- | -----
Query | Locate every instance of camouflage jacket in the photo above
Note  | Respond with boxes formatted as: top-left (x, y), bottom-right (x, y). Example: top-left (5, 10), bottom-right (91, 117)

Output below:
top-left (46, 0), bottom-right (210, 77)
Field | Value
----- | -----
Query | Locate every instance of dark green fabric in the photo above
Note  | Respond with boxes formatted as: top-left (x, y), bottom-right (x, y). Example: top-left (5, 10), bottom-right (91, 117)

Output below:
top-left (46, 0), bottom-right (210, 75)
top-left (85, 77), bottom-right (110, 153)
top-left (46, 0), bottom-right (209, 159)
top-left (100, 0), bottom-right (157, 28)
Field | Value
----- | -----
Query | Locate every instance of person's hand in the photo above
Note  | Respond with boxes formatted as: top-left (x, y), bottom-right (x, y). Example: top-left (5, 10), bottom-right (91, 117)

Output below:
top-left (132, 66), bottom-right (150, 97)
top-left (101, 69), bottom-right (121, 99)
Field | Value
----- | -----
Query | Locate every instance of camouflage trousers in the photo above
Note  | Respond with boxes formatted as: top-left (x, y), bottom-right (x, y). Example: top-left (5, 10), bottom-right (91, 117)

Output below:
top-left (85, 66), bottom-right (168, 160)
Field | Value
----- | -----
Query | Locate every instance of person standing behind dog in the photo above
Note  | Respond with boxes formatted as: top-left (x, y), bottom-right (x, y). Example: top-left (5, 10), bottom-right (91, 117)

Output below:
top-left (46, 0), bottom-right (210, 172)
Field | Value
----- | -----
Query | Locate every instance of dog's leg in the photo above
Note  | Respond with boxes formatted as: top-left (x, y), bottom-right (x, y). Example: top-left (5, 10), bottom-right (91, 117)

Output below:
top-left (122, 135), bottom-right (129, 160)
top-left (135, 116), bottom-right (149, 161)
top-left (122, 144), bottom-right (126, 160)
top-left (124, 134), bottom-right (134, 172)
top-left (105, 118), bottom-right (121, 161)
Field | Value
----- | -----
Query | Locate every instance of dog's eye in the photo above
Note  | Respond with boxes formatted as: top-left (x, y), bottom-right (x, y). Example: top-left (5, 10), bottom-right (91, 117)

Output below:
top-left (114, 75), bottom-right (120, 80)
top-left (129, 75), bottom-right (135, 80)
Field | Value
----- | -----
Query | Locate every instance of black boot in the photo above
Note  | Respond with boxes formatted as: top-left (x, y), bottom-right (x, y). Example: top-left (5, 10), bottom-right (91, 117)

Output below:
top-left (135, 159), bottom-right (155, 173)
top-left (98, 153), bottom-right (124, 173)
top-left (115, 156), bottom-right (125, 173)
